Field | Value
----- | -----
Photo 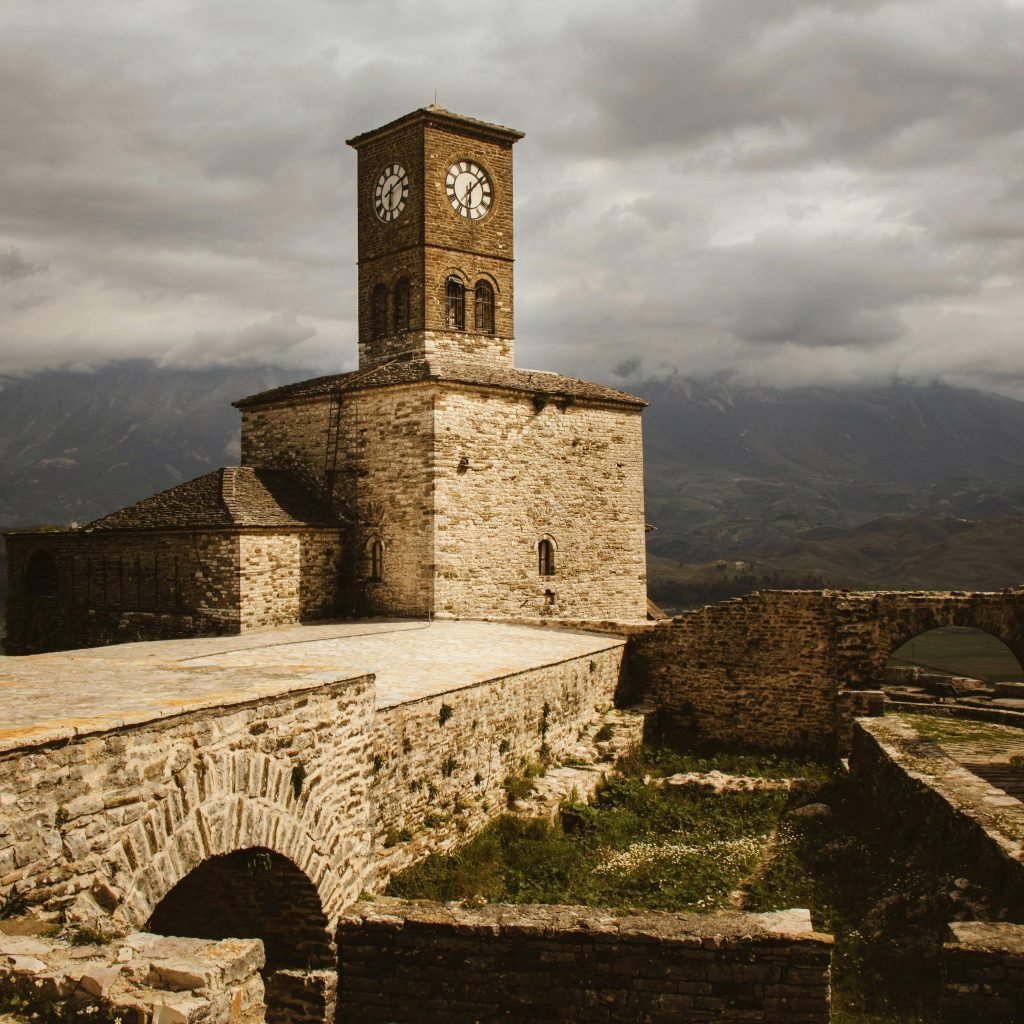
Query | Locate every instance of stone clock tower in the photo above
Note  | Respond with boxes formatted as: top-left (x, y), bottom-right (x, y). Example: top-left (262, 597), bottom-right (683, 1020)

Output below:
top-left (346, 106), bottom-right (524, 370)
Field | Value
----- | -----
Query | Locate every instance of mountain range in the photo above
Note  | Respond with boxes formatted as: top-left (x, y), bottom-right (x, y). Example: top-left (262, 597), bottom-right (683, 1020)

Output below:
top-left (3, 362), bottom-right (1024, 609)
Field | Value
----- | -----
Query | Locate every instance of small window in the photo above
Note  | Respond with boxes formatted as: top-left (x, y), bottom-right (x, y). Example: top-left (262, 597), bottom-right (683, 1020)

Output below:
top-left (25, 550), bottom-right (58, 597)
top-left (474, 280), bottom-right (495, 334)
top-left (394, 277), bottom-right (410, 333)
top-left (538, 538), bottom-right (555, 577)
top-left (445, 277), bottom-right (465, 330)
top-left (371, 284), bottom-right (389, 338)
top-left (369, 539), bottom-right (384, 582)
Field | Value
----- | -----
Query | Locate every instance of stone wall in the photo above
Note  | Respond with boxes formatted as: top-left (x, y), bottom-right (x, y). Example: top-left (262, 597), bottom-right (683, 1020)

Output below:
top-left (432, 387), bottom-right (648, 621)
top-left (627, 593), bottom-right (841, 754)
top-left (627, 588), bottom-right (1024, 754)
top-left (370, 642), bottom-right (626, 884)
top-left (4, 529), bottom-right (241, 653)
top-left (0, 675), bottom-right (375, 932)
top-left (849, 716), bottom-right (1024, 914)
top-left (941, 921), bottom-right (1024, 1023)
top-left (238, 529), bottom-right (344, 629)
top-left (5, 526), bottom-right (345, 653)
top-left (337, 899), bottom-right (833, 1024)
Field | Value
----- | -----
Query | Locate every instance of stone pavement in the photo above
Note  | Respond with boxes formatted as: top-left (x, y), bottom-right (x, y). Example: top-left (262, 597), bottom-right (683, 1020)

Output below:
top-left (928, 725), bottom-right (1024, 803)
top-left (0, 619), bottom-right (624, 752)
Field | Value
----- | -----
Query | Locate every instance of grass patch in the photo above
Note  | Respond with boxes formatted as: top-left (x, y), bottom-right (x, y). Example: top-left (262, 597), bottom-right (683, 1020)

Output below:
top-left (899, 712), bottom-right (1022, 747)
top-left (629, 744), bottom-right (838, 781)
top-left (388, 753), bottom-right (789, 912)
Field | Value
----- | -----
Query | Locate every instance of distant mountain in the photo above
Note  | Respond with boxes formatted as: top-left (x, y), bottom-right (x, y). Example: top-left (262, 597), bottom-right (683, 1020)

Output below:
top-left (0, 361), bottom-right (294, 528)
top-left (2, 363), bottom-right (1024, 611)
top-left (638, 376), bottom-right (1024, 561)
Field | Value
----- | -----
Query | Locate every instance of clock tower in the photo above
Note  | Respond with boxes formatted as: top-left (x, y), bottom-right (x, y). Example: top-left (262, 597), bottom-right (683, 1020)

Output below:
top-left (346, 106), bottom-right (524, 370)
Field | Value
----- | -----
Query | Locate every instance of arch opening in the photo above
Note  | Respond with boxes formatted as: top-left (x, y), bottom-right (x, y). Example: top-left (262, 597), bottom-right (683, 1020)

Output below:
top-left (885, 626), bottom-right (1024, 704)
top-left (24, 550), bottom-right (58, 597)
top-left (147, 847), bottom-right (334, 1019)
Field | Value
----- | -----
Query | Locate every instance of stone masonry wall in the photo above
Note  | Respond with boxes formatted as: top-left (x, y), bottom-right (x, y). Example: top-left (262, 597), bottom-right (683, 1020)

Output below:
top-left (337, 899), bottom-right (833, 1024)
top-left (433, 387), bottom-right (648, 621)
top-left (5, 529), bottom-right (241, 654)
top-left (240, 386), bottom-right (436, 617)
top-left (0, 676), bottom-right (375, 933)
top-left (239, 529), bottom-right (343, 629)
top-left (627, 593), bottom-right (840, 755)
top-left (627, 588), bottom-right (1024, 755)
top-left (369, 642), bottom-right (626, 885)
top-left (941, 921), bottom-right (1024, 1023)
top-left (848, 717), bottom-right (1024, 915)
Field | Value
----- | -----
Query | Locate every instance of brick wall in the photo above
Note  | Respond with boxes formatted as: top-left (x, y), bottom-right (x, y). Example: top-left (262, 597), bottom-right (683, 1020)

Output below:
top-left (337, 899), bottom-right (833, 1024)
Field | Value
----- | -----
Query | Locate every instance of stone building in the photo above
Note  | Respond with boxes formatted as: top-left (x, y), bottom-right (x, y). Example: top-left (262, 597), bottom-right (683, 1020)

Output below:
top-left (4, 107), bottom-right (649, 653)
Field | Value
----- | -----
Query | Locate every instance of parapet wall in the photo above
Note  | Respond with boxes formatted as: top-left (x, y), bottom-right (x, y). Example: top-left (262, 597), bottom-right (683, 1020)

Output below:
top-left (942, 921), bottom-right (1024, 1023)
top-left (337, 898), bottom-right (833, 1024)
top-left (370, 642), bottom-right (626, 884)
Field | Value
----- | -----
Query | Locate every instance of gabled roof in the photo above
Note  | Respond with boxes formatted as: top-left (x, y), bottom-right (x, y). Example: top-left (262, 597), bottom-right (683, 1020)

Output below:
top-left (233, 357), bottom-right (647, 410)
top-left (84, 468), bottom-right (337, 532)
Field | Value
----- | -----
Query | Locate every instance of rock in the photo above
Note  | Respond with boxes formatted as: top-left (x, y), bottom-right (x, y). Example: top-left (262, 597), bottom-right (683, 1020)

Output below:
top-left (785, 802), bottom-right (833, 823)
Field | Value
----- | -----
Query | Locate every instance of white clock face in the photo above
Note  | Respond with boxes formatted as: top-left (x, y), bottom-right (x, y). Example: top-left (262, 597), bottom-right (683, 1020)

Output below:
top-left (374, 163), bottom-right (409, 223)
top-left (445, 160), bottom-right (492, 219)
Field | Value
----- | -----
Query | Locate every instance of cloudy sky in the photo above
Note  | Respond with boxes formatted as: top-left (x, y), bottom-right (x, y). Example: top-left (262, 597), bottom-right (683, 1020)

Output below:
top-left (2, 0), bottom-right (1023, 395)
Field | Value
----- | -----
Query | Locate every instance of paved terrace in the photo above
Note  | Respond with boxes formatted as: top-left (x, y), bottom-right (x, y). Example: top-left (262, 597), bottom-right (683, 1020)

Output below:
top-left (0, 619), bottom-right (625, 752)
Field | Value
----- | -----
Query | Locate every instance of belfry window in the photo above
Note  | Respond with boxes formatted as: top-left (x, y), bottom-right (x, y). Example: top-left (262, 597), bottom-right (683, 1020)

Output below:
top-left (371, 284), bottom-right (389, 338)
top-left (25, 550), bottom-right (58, 597)
top-left (538, 538), bottom-right (555, 577)
top-left (474, 280), bottom-right (495, 334)
top-left (445, 277), bottom-right (465, 330)
top-left (369, 539), bottom-right (384, 582)
top-left (394, 278), bottom-right (410, 333)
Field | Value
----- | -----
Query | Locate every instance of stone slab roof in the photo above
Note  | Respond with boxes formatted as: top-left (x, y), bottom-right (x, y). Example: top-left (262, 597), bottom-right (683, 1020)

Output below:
top-left (233, 357), bottom-right (647, 410)
top-left (346, 104), bottom-right (524, 148)
top-left (84, 467), bottom-right (336, 532)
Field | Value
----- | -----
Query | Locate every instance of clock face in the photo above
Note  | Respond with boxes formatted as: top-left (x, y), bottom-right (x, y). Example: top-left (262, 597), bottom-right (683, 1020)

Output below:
top-left (374, 163), bottom-right (409, 223)
top-left (445, 160), bottom-right (492, 219)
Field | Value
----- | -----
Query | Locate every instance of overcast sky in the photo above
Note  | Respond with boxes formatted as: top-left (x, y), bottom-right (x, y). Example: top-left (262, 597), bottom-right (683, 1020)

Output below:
top-left (2, 0), bottom-right (1023, 396)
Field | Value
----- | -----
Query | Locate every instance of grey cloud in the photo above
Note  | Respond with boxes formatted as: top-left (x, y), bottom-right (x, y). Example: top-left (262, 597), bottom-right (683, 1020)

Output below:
top-left (162, 312), bottom-right (319, 368)
top-left (0, 248), bottom-right (45, 282)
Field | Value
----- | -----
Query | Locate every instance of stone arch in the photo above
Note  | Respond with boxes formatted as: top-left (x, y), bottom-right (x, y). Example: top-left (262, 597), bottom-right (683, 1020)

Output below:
top-left (95, 750), bottom-right (354, 934)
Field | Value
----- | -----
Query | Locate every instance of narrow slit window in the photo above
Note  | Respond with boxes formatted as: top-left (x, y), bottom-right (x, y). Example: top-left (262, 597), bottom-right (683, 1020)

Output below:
top-left (445, 277), bottom-right (465, 330)
top-left (394, 277), bottom-right (410, 333)
top-left (370, 540), bottom-right (384, 582)
top-left (474, 280), bottom-right (495, 334)
top-left (371, 284), bottom-right (389, 338)
top-left (538, 539), bottom-right (555, 577)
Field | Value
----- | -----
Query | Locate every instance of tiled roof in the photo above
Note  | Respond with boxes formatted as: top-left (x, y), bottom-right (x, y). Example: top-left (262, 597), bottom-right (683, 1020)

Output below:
top-left (84, 468), bottom-right (336, 532)
top-left (233, 358), bottom-right (647, 410)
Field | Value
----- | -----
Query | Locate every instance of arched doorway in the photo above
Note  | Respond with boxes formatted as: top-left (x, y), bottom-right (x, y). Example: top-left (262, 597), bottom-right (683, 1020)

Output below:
top-left (148, 847), bottom-right (334, 1022)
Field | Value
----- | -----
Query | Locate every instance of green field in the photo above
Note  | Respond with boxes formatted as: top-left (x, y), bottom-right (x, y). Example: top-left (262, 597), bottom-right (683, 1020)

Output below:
top-left (889, 626), bottom-right (1024, 683)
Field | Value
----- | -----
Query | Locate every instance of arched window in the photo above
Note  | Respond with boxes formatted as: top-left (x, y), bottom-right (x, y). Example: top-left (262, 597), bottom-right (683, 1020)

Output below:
top-left (445, 277), bottom-right (465, 330)
top-left (474, 280), bottom-right (495, 334)
top-left (538, 538), bottom-right (555, 577)
top-left (393, 277), bottom-right (410, 334)
top-left (369, 539), bottom-right (384, 582)
top-left (25, 550), bottom-right (58, 597)
top-left (371, 284), bottom-right (389, 338)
